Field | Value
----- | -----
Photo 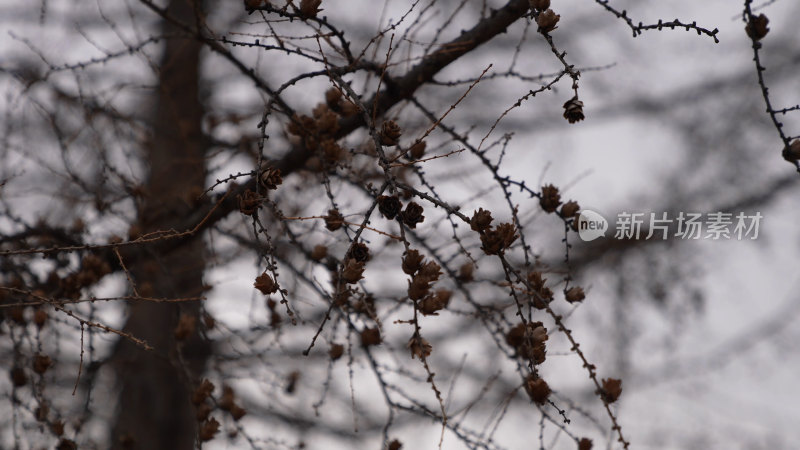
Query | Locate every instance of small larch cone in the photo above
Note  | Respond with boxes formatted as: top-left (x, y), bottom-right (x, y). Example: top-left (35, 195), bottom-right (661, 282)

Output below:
top-left (399, 202), bottom-right (425, 228)
top-left (782, 139), bottom-right (800, 162)
top-left (378, 195), bottom-right (403, 220)
top-left (536, 9), bottom-right (560, 32)
top-left (540, 184), bottom-right (561, 213)
top-left (562, 97), bottom-right (585, 123)
top-left (299, 0), bottom-right (322, 18)
top-left (525, 374), bottom-right (550, 404)
top-left (745, 14), bottom-right (769, 41)
top-left (380, 120), bottom-right (402, 146)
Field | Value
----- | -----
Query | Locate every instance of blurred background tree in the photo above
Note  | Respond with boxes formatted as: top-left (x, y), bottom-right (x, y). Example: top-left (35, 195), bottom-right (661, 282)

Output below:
top-left (1, 0), bottom-right (798, 449)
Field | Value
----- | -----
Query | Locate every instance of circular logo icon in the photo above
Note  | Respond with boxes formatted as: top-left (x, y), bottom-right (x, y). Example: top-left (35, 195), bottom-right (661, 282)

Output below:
top-left (577, 209), bottom-right (608, 241)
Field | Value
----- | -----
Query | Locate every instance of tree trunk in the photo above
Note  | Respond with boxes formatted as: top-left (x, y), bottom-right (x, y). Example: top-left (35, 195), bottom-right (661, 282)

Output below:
top-left (111, 1), bottom-right (210, 448)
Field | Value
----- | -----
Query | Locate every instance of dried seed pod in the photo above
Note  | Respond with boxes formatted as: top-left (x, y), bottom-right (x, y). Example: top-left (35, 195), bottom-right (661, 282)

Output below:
top-left (346, 242), bottom-right (370, 262)
top-left (565, 286), bottom-right (585, 303)
top-left (341, 258), bottom-right (365, 284)
top-left (525, 374), bottom-right (550, 404)
top-left (598, 378), bottom-right (623, 403)
top-left (192, 379), bottom-right (215, 405)
top-left (456, 262), bottom-right (474, 282)
top-left (10, 367), bottom-right (27, 387)
top-left (562, 96), bottom-right (585, 123)
top-left (287, 114), bottom-right (315, 136)
top-left (311, 245), bottom-right (328, 261)
top-left (407, 276), bottom-right (433, 301)
top-left (360, 327), bottom-right (381, 347)
top-left (530, 274), bottom-right (548, 292)
top-left (505, 321), bottom-right (547, 348)
top-left (229, 404), bottom-right (247, 421)
top-left (35, 403), bottom-right (49, 422)
top-left (379, 120), bottom-right (402, 146)
top-left (536, 9), bottom-right (560, 32)
top-left (325, 209), bottom-right (344, 231)
top-left (196, 403), bottom-right (213, 421)
top-left (495, 223), bottom-right (517, 248)
top-left (199, 418), bottom-right (220, 442)
top-left (470, 208), bottom-right (494, 232)
top-left (407, 262), bottom-right (440, 301)
top-left (532, 286), bottom-right (554, 309)
top-left (237, 189), bottom-right (261, 215)
top-left (408, 140), bottom-right (426, 159)
top-left (408, 335), bottom-right (432, 360)
top-left (506, 322), bottom-right (548, 364)
top-left (479, 230), bottom-right (503, 255)
top-left (340, 100), bottom-right (358, 117)
top-left (33, 308), bottom-right (47, 329)
top-left (540, 184), bottom-right (561, 213)
top-left (417, 261), bottom-right (442, 281)
top-left (560, 200), bottom-right (580, 218)
top-left (402, 249), bottom-right (424, 275)
top-left (32, 353), bottom-right (52, 374)
top-left (419, 289), bottom-right (451, 315)
top-left (480, 223), bottom-right (518, 255)
top-left (782, 139), bottom-right (800, 162)
top-left (254, 272), bottom-right (279, 294)
top-left (313, 104), bottom-right (339, 134)
top-left (219, 385), bottom-right (236, 410)
top-left (325, 87), bottom-right (342, 109)
top-left (745, 14), bottom-right (769, 41)
top-left (378, 195), bottom-right (403, 220)
top-left (299, 0), bottom-right (322, 18)
top-left (51, 420), bottom-right (64, 437)
top-left (320, 139), bottom-right (345, 162)
top-left (329, 343), bottom-right (344, 360)
top-left (399, 202), bottom-right (425, 228)
top-left (527, 272), bottom-right (554, 309)
top-left (258, 167), bottom-right (283, 190)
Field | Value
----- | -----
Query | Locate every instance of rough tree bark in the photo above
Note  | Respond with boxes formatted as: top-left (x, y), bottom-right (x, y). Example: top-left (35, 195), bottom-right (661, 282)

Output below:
top-left (111, 1), bottom-right (210, 448)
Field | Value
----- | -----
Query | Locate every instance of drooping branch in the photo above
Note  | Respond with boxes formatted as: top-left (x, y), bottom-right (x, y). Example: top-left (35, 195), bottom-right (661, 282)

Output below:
top-left (121, 0), bottom-right (535, 260)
